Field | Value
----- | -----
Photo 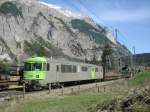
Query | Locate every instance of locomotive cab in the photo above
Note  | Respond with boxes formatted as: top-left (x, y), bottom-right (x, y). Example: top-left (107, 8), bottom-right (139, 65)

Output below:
top-left (23, 57), bottom-right (49, 90)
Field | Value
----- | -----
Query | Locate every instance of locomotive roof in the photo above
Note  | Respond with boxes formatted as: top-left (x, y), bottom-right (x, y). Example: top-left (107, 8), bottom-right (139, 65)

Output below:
top-left (24, 57), bottom-right (47, 63)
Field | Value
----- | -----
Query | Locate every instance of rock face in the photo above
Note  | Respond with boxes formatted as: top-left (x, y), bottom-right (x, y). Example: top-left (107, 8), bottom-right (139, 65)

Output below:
top-left (0, 0), bottom-right (131, 63)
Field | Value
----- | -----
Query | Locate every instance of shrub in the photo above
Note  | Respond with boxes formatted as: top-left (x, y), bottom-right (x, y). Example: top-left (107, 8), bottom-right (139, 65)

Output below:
top-left (0, 1), bottom-right (23, 18)
top-left (24, 35), bottom-right (64, 58)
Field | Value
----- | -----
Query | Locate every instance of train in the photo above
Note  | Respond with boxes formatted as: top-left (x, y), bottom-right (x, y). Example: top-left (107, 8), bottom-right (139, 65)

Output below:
top-left (0, 56), bottom-right (135, 91)
top-left (23, 57), bottom-right (103, 90)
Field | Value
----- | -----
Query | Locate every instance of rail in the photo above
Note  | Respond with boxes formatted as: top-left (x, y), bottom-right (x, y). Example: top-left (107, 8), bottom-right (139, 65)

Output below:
top-left (0, 78), bottom-right (126, 101)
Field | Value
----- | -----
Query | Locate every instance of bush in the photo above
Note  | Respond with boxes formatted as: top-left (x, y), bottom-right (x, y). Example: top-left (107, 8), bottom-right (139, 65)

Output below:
top-left (24, 35), bottom-right (64, 58)
top-left (0, 1), bottom-right (23, 18)
top-left (0, 62), bottom-right (11, 74)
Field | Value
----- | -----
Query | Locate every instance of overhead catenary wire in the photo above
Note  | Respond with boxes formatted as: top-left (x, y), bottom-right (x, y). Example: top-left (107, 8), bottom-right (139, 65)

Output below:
top-left (77, 0), bottom-right (114, 29)
top-left (64, 0), bottom-right (136, 70)
top-left (64, 0), bottom-right (133, 53)
top-left (68, 0), bottom-right (128, 45)
top-left (66, 0), bottom-right (131, 49)
top-left (117, 29), bottom-right (133, 52)
top-left (44, 0), bottom-right (133, 52)
top-left (79, 0), bottom-right (134, 49)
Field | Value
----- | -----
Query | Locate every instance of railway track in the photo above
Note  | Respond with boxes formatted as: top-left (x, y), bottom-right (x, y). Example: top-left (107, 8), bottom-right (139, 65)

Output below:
top-left (21, 79), bottom-right (124, 99)
top-left (0, 81), bottom-right (24, 101)
top-left (105, 76), bottom-right (120, 81)
top-left (0, 90), bottom-right (24, 101)
top-left (0, 78), bottom-right (126, 102)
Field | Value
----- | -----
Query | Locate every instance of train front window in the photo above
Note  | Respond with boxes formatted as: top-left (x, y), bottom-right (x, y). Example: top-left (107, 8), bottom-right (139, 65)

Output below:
top-left (32, 63), bottom-right (42, 71)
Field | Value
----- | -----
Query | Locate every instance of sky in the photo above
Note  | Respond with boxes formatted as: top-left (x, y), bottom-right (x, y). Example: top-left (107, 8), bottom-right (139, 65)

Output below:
top-left (39, 0), bottom-right (150, 54)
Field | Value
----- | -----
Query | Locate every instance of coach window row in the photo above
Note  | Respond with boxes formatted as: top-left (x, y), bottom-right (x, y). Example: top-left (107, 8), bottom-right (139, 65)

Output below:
top-left (81, 66), bottom-right (99, 72)
top-left (61, 65), bottom-right (77, 73)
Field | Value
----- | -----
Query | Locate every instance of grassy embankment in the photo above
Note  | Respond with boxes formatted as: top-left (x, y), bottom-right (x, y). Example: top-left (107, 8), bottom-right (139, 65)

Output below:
top-left (129, 71), bottom-right (150, 86)
top-left (0, 71), bottom-right (150, 112)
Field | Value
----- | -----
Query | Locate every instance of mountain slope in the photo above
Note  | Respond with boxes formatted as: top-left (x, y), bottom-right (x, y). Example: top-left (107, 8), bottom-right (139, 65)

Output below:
top-left (0, 0), bottom-right (131, 63)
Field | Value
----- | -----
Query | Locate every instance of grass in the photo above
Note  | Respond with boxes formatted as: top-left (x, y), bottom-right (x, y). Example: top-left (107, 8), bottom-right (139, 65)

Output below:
top-left (1, 71), bottom-right (150, 112)
top-left (0, 93), bottom-right (113, 112)
top-left (132, 103), bottom-right (150, 112)
top-left (128, 71), bottom-right (150, 86)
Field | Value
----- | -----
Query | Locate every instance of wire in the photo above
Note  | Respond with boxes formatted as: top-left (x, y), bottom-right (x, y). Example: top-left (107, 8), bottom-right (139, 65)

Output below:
top-left (64, 0), bottom-right (85, 15)
top-left (117, 30), bottom-right (133, 50)
top-left (77, 0), bottom-right (115, 29)
top-left (64, 0), bottom-right (132, 51)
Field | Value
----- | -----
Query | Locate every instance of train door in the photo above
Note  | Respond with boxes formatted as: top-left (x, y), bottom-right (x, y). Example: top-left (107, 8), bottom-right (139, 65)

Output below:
top-left (88, 67), bottom-right (96, 79)
top-left (45, 62), bottom-right (57, 83)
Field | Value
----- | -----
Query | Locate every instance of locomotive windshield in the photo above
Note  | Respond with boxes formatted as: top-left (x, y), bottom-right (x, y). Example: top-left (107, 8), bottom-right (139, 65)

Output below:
top-left (32, 63), bottom-right (42, 71)
top-left (24, 62), bottom-right (49, 71)
top-left (24, 62), bottom-right (42, 71)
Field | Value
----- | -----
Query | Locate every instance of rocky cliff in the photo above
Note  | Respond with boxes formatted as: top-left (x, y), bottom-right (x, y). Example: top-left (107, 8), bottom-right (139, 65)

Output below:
top-left (0, 0), bottom-right (131, 64)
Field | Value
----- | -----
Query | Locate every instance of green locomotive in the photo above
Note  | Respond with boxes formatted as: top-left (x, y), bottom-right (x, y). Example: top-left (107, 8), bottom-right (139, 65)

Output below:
top-left (23, 57), bottom-right (49, 90)
top-left (24, 57), bottom-right (48, 80)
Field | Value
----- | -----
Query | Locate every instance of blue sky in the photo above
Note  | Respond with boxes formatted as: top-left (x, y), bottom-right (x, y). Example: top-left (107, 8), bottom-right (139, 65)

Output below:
top-left (39, 0), bottom-right (150, 54)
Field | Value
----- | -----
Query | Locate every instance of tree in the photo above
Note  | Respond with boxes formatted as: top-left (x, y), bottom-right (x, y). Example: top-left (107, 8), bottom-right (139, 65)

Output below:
top-left (101, 44), bottom-right (113, 80)
top-left (91, 54), bottom-right (97, 64)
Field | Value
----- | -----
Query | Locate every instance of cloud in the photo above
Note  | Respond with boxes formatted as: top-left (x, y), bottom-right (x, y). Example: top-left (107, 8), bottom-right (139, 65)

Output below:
top-left (100, 8), bottom-right (150, 22)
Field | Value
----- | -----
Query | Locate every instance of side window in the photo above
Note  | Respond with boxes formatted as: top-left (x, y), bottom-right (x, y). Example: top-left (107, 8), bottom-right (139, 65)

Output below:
top-left (47, 63), bottom-right (50, 71)
top-left (43, 63), bottom-right (47, 71)
top-left (73, 65), bottom-right (77, 73)
top-left (82, 66), bottom-right (88, 72)
top-left (95, 68), bottom-right (98, 72)
top-left (61, 64), bottom-right (66, 73)
top-left (66, 65), bottom-right (72, 72)
top-left (56, 65), bottom-right (59, 72)
top-left (25, 63), bottom-right (31, 71)
top-left (101, 68), bottom-right (103, 72)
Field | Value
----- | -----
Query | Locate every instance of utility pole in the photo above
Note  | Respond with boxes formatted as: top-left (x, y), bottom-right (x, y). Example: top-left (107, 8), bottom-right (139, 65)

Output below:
top-left (130, 53), bottom-right (133, 69)
top-left (133, 46), bottom-right (136, 69)
top-left (115, 29), bottom-right (121, 72)
top-left (115, 29), bottom-right (118, 42)
top-left (133, 46), bottom-right (136, 56)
